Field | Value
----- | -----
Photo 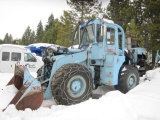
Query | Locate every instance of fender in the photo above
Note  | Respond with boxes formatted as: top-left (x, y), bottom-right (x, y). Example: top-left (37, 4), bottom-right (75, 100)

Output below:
top-left (43, 50), bottom-right (88, 99)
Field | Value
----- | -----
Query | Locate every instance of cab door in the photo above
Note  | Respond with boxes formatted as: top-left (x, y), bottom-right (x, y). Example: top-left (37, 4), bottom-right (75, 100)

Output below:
top-left (105, 25), bottom-right (118, 55)
top-left (100, 24), bottom-right (124, 85)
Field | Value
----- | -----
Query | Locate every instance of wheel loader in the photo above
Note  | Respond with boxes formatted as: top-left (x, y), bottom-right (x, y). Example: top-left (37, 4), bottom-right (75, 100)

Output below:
top-left (129, 37), bottom-right (148, 76)
top-left (154, 50), bottom-right (160, 68)
top-left (4, 17), bottom-right (139, 111)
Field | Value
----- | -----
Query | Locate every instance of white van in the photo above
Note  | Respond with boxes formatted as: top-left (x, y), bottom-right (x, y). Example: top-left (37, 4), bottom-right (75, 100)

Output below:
top-left (0, 44), bottom-right (43, 73)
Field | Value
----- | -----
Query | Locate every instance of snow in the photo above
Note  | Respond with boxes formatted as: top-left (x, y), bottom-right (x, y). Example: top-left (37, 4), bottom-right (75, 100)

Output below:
top-left (36, 55), bottom-right (43, 61)
top-left (103, 18), bottom-right (114, 24)
top-left (0, 72), bottom-right (37, 89)
top-left (0, 68), bottom-right (160, 120)
top-left (28, 43), bottom-right (61, 48)
top-left (0, 85), bottom-right (18, 110)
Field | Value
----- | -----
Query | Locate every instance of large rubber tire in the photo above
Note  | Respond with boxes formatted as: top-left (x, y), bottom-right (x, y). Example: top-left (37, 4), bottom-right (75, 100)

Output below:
top-left (51, 63), bottom-right (93, 105)
top-left (115, 65), bottom-right (139, 93)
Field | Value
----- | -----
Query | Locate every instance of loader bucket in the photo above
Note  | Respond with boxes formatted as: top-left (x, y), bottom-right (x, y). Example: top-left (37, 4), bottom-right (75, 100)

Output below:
top-left (4, 65), bottom-right (43, 111)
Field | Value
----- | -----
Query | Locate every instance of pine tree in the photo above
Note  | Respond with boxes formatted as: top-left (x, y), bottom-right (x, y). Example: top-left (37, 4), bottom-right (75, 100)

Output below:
top-left (126, 19), bottom-right (144, 47)
top-left (132, 0), bottom-right (144, 25)
top-left (67, 0), bottom-right (104, 23)
top-left (42, 17), bottom-right (59, 44)
top-left (55, 0), bottom-right (104, 47)
top-left (0, 39), bottom-right (3, 44)
top-left (3, 33), bottom-right (9, 43)
top-left (107, 0), bottom-right (134, 30)
top-left (30, 31), bottom-right (36, 44)
top-left (42, 29), bottom-right (53, 43)
top-left (36, 21), bottom-right (44, 43)
top-left (14, 38), bottom-right (22, 45)
top-left (45, 14), bottom-right (54, 31)
top-left (21, 26), bottom-right (35, 45)
top-left (56, 11), bottom-right (74, 47)
top-left (9, 35), bottom-right (13, 43)
top-left (3, 33), bottom-right (13, 44)
top-left (132, 0), bottom-right (160, 63)
top-left (144, 0), bottom-right (160, 63)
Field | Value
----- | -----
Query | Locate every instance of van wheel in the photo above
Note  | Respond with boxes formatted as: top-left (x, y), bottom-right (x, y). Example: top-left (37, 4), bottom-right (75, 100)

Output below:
top-left (51, 64), bottom-right (93, 105)
top-left (115, 65), bottom-right (139, 93)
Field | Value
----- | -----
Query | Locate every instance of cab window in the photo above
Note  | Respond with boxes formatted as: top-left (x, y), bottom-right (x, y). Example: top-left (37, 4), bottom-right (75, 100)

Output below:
top-left (118, 34), bottom-right (122, 49)
top-left (97, 24), bottom-right (103, 42)
top-left (24, 53), bottom-right (36, 62)
top-left (80, 24), bottom-right (94, 46)
top-left (106, 27), bottom-right (115, 45)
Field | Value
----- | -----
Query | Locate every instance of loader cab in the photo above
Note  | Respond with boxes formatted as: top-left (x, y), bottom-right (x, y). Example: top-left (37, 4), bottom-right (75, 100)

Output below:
top-left (77, 19), bottom-right (125, 56)
top-left (75, 19), bottom-right (124, 59)
top-left (75, 19), bottom-right (126, 85)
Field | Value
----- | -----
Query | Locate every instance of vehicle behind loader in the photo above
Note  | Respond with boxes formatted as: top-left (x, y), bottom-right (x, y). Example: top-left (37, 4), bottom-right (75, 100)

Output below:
top-left (130, 41), bottom-right (147, 76)
top-left (5, 17), bottom-right (140, 110)
top-left (125, 32), bottom-right (150, 77)
top-left (154, 50), bottom-right (160, 68)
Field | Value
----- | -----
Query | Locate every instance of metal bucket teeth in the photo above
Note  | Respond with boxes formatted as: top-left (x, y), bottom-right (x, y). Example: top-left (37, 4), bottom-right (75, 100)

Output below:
top-left (6, 85), bottom-right (43, 110)
top-left (6, 65), bottom-right (24, 90)
top-left (4, 65), bottom-right (43, 111)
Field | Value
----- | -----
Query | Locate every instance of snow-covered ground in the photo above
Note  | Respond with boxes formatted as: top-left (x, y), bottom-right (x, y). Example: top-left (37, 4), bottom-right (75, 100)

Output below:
top-left (0, 68), bottom-right (160, 120)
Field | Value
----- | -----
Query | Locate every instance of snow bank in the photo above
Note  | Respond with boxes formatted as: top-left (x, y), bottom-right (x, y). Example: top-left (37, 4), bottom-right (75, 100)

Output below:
top-left (28, 43), bottom-right (58, 48)
top-left (0, 85), bottom-right (18, 111)
top-left (0, 68), bottom-right (160, 120)
top-left (145, 67), bottom-right (160, 80)
top-left (127, 79), bottom-right (160, 120)
top-left (0, 73), bottom-right (13, 89)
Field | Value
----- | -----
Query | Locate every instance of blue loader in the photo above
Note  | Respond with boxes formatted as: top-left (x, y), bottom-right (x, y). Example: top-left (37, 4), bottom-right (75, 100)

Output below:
top-left (5, 17), bottom-right (139, 110)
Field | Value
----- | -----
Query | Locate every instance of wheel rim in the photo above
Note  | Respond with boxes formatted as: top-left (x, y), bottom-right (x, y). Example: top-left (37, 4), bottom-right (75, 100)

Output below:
top-left (67, 75), bottom-right (86, 98)
top-left (128, 74), bottom-right (137, 88)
